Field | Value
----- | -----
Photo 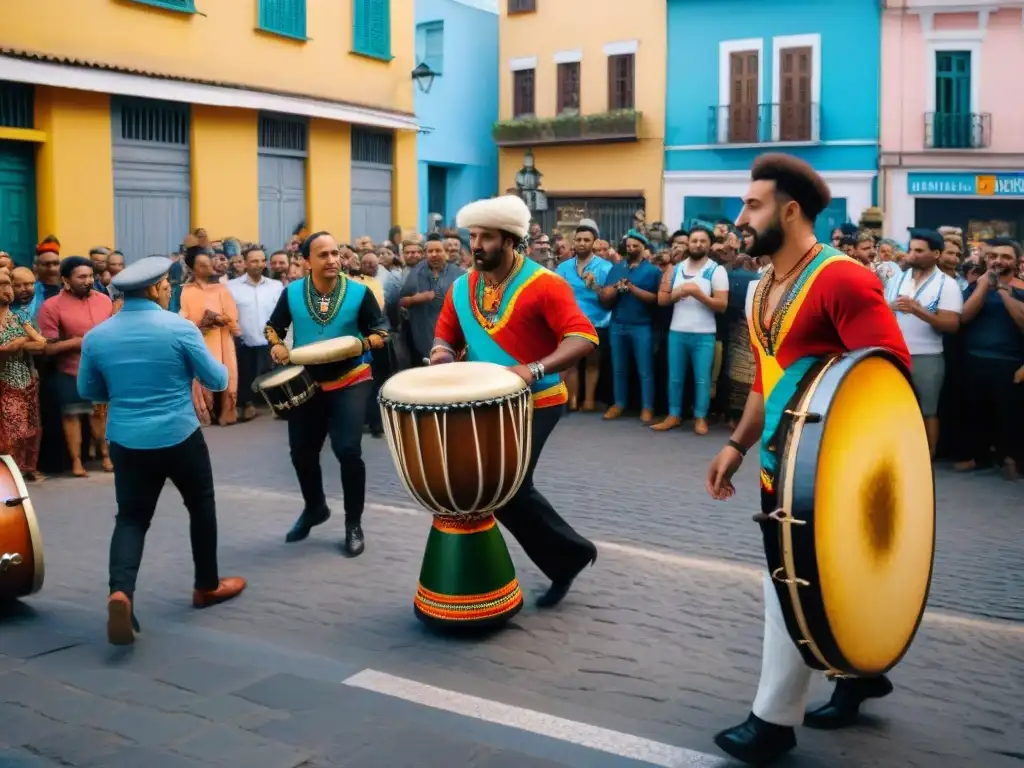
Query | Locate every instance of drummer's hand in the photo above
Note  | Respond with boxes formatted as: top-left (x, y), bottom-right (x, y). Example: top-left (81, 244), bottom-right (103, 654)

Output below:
top-left (364, 334), bottom-right (385, 351)
top-left (429, 350), bottom-right (454, 365)
top-left (508, 364), bottom-right (535, 385)
top-left (270, 343), bottom-right (290, 364)
top-left (706, 445), bottom-right (743, 501)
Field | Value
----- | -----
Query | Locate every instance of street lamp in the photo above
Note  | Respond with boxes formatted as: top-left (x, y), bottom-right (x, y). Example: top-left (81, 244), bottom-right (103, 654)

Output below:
top-left (515, 149), bottom-right (547, 212)
top-left (411, 62), bottom-right (437, 94)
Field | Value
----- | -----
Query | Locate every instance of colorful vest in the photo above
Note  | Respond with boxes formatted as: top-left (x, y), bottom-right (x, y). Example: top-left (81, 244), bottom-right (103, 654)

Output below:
top-left (286, 275), bottom-right (367, 349)
top-left (748, 245), bottom-right (849, 495)
top-left (451, 258), bottom-right (566, 405)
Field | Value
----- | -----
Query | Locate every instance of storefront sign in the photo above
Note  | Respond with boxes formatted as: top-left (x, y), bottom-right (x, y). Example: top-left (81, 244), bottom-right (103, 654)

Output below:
top-left (908, 173), bottom-right (1024, 197)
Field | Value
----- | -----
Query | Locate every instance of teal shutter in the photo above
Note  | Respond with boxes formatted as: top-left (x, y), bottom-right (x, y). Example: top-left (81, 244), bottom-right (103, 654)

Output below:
top-left (259, 0), bottom-right (307, 40)
top-left (353, 0), bottom-right (391, 60)
top-left (131, 0), bottom-right (195, 12)
top-left (934, 51), bottom-right (971, 148)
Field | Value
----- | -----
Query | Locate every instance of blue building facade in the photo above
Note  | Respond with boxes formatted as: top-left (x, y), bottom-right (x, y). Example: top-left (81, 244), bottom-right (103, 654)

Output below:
top-left (415, 0), bottom-right (499, 232)
top-left (662, 0), bottom-right (880, 241)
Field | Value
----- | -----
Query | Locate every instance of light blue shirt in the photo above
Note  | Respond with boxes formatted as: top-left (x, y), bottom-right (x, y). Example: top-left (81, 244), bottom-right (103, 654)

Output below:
top-left (556, 255), bottom-right (613, 328)
top-left (77, 298), bottom-right (228, 450)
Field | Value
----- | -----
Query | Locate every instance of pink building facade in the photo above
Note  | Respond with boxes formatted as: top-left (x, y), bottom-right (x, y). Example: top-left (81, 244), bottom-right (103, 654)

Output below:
top-left (880, 1), bottom-right (1024, 242)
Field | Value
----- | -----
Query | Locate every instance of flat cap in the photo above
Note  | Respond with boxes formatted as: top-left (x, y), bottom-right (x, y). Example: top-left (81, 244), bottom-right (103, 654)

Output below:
top-left (111, 256), bottom-right (172, 292)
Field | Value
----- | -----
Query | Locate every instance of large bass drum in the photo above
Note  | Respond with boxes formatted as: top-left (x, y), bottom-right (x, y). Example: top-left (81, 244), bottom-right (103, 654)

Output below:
top-left (763, 348), bottom-right (934, 677)
top-left (0, 455), bottom-right (44, 602)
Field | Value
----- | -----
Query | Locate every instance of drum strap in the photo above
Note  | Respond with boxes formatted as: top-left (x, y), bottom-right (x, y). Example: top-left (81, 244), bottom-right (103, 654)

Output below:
top-left (759, 355), bottom-right (820, 490)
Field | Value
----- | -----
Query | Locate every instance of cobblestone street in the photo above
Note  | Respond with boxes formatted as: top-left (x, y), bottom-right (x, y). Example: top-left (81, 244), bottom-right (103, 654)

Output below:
top-left (1, 413), bottom-right (1021, 767)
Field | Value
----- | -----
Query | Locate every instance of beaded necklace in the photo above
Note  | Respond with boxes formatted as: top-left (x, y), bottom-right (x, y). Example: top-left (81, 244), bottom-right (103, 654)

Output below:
top-left (304, 274), bottom-right (346, 327)
top-left (474, 254), bottom-right (523, 328)
top-left (752, 244), bottom-right (822, 356)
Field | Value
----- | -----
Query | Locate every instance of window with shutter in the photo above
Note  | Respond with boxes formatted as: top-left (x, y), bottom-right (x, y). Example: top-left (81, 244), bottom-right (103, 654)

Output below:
top-left (607, 54), bottom-right (635, 111)
top-left (129, 0), bottom-right (195, 12)
top-left (352, 0), bottom-right (392, 60)
top-left (933, 51), bottom-right (972, 148)
top-left (416, 21), bottom-right (444, 74)
top-left (508, 0), bottom-right (536, 14)
top-left (778, 47), bottom-right (811, 141)
top-left (557, 62), bottom-right (580, 113)
top-left (0, 83), bottom-right (33, 129)
top-left (258, 0), bottom-right (307, 40)
top-left (728, 51), bottom-right (758, 143)
top-left (513, 69), bottom-right (535, 118)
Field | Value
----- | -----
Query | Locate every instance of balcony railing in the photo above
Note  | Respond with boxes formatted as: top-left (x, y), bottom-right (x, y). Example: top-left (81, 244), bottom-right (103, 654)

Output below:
top-left (707, 102), bottom-right (820, 145)
top-left (924, 112), bottom-right (991, 150)
top-left (492, 109), bottom-right (640, 147)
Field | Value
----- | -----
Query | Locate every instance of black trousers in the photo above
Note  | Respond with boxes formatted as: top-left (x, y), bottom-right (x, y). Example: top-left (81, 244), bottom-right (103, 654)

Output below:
top-left (366, 343), bottom-right (399, 433)
top-left (108, 429), bottom-right (219, 599)
top-left (495, 405), bottom-right (596, 583)
top-left (237, 342), bottom-right (272, 407)
top-left (288, 380), bottom-right (370, 524)
top-left (960, 355), bottom-right (1023, 466)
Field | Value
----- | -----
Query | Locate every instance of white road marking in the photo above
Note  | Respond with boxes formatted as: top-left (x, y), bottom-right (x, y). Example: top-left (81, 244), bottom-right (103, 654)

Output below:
top-left (217, 484), bottom-right (1022, 636)
top-left (343, 669), bottom-right (727, 767)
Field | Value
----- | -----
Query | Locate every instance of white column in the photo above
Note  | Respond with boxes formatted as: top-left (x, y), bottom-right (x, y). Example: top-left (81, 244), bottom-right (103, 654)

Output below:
top-left (887, 169), bottom-right (916, 241)
top-left (662, 175), bottom-right (686, 232)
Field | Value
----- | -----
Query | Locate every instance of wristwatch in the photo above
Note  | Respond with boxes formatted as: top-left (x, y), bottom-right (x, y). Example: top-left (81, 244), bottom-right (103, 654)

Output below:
top-left (527, 361), bottom-right (545, 382)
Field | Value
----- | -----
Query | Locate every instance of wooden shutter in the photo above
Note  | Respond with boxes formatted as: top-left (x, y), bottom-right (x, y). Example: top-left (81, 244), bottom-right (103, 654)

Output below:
top-left (557, 62), bottom-right (580, 113)
top-left (728, 51), bottom-right (758, 142)
top-left (353, 0), bottom-right (391, 59)
top-left (934, 51), bottom-right (972, 148)
top-left (508, 0), bottom-right (536, 13)
top-left (779, 47), bottom-right (811, 141)
top-left (607, 54), bottom-right (635, 110)
top-left (513, 69), bottom-right (535, 118)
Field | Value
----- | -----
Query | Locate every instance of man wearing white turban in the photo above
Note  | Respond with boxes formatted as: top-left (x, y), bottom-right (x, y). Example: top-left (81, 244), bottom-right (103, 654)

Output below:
top-left (431, 196), bottom-right (600, 607)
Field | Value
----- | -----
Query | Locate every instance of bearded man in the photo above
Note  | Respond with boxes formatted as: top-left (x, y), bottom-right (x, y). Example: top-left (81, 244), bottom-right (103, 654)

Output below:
top-left (704, 154), bottom-right (911, 765)
top-left (431, 195), bottom-right (599, 608)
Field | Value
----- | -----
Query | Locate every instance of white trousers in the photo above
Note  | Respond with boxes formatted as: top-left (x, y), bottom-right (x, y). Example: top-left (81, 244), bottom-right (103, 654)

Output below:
top-left (751, 572), bottom-right (814, 727)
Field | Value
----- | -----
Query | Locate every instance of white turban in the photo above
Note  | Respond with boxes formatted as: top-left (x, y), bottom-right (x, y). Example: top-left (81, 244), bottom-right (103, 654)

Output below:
top-left (456, 195), bottom-right (532, 240)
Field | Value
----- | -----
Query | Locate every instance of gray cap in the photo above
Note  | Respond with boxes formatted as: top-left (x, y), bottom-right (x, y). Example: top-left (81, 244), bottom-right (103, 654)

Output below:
top-left (111, 256), bottom-right (172, 292)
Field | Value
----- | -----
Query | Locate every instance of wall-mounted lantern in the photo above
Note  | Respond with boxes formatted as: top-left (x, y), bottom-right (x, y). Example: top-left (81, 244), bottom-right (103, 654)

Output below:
top-left (411, 62), bottom-right (437, 94)
top-left (515, 149), bottom-right (547, 212)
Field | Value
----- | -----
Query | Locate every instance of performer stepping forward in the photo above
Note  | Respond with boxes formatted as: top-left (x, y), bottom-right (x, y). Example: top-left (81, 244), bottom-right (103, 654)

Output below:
top-left (265, 232), bottom-right (389, 556)
top-left (432, 195), bottom-right (599, 608)
top-left (78, 257), bottom-right (246, 647)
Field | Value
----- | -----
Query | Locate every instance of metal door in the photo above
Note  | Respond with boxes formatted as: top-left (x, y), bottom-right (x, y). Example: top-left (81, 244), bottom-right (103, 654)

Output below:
top-left (0, 140), bottom-right (37, 267)
top-left (539, 197), bottom-right (644, 245)
top-left (350, 128), bottom-right (393, 242)
top-left (258, 114), bottom-right (308, 250)
top-left (112, 98), bottom-right (191, 261)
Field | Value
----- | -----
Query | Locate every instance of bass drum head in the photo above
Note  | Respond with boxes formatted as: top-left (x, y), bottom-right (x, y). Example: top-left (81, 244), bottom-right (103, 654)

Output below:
top-left (810, 352), bottom-right (934, 675)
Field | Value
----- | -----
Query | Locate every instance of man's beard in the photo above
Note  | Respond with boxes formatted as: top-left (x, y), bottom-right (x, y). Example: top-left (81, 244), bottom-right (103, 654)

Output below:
top-left (574, 248), bottom-right (592, 260)
top-left (473, 246), bottom-right (504, 272)
top-left (70, 285), bottom-right (92, 298)
top-left (688, 248), bottom-right (708, 260)
top-left (747, 216), bottom-right (785, 259)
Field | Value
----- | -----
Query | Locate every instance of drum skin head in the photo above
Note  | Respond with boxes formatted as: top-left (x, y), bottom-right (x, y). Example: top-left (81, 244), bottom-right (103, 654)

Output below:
top-left (289, 336), bottom-right (363, 366)
top-left (257, 365), bottom-right (307, 388)
top-left (381, 362), bottom-right (529, 405)
top-left (779, 349), bottom-right (934, 677)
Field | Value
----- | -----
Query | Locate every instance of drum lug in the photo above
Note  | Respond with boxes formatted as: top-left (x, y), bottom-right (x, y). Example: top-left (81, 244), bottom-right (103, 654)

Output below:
top-left (3, 496), bottom-right (27, 508)
top-left (825, 670), bottom-right (854, 680)
top-left (783, 409), bottom-right (822, 423)
top-left (768, 508), bottom-right (806, 525)
top-left (0, 553), bottom-right (24, 571)
top-left (771, 567), bottom-right (810, 587)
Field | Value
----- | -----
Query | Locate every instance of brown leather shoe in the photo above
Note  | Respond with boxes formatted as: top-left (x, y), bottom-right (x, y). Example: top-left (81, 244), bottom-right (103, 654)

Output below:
top-left (694, 418), bottom-right (709, 435)
top-left (603, 405), bottom-right (623, 420)
top-left (650, 416), bottom-right (681, 432)
top-left (193, 577), bottom-right (247, 609)
top-left (640, 408), bottom-right (654, 424)
top-left (107, 592), bottom-right (135, 646)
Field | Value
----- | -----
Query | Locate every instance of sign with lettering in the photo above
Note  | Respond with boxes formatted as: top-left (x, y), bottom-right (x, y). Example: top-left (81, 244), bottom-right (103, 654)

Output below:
top-left (907, 173), bottom-right (1024, 197)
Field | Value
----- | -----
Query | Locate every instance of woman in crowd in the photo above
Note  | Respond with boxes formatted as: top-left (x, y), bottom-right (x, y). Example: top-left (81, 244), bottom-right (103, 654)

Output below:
top-left (179, 246), bottom-right (240, 426)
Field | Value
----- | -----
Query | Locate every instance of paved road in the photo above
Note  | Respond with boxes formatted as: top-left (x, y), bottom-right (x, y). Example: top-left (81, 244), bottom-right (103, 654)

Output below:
top-left (1, 412), bottom-right (1021, 767)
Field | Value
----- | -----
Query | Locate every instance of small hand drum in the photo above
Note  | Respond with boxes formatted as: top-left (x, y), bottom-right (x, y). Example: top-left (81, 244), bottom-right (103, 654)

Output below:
top-left (379, 362), bottom-right (533, 629)
top-left (253, 366), bottom-right (317, 416)
top-left (0, 455), bottom-right (44, 602)
top-left (289, 336), bottom-right (364, 366)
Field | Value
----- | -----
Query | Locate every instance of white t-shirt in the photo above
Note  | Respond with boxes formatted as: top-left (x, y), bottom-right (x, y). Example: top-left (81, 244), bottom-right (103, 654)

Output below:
top-left (744, 278), bottom-right (759, 322)
top-left (889, 268), bottom-right (963, 355)
top-left (669, 258), bottom-right (729, 334)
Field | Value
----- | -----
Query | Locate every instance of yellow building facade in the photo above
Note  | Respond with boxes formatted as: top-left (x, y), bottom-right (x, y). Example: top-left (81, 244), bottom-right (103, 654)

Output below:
top-left (497, 0), bottom-right (665, 241)
top-left (0, 0), bottom-right (418, 263)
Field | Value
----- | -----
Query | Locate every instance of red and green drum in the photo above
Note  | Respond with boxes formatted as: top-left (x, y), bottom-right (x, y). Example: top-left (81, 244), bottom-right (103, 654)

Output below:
top-left (379, 362), bottom-right (533, 630)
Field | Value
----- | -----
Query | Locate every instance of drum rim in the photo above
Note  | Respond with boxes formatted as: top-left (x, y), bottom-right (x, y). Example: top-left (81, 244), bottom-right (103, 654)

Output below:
top-left (254, 365), bottom-right (309, 388)
top-left (775, 347), bottom-right (935, 676)
top-left (1, 454), bottom-right (44, 595)
top-left (378, 388), bottom-right (531, 412)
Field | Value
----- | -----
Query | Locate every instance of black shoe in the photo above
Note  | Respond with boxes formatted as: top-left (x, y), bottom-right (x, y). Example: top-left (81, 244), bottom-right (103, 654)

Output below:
top-left (536, 546), bottom-right (597, 608)
top-left (713, 713), bottom-right (796, 765)
top-left (285, 504), bottom-right (331, 543)
top-left (342, 524), bottom-right (365, 557)
top-left (803, 674), bottom-right (893, 730)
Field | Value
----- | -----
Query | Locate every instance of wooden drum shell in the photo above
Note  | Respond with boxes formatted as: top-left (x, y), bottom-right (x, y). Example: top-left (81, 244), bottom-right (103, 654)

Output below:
top-left (0, 455), bottom-right (44, 602)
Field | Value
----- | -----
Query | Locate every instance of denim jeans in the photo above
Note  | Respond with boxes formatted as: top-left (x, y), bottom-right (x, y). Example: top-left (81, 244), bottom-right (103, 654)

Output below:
top-left (288, 380), bottom-right (371, 523)
top-left (610, 322), bottom-right (654, 411)
top-left (667, 331), bottom-right (716, 418)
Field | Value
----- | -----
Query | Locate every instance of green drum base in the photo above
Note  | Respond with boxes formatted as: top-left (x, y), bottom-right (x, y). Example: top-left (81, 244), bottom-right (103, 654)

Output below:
top-left (414, 514), bottom-right (523, 630)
